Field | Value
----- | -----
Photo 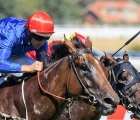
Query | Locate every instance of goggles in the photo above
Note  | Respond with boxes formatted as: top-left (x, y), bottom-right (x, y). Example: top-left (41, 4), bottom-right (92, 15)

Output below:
top-left (32, 33), bottom-right (50, 41)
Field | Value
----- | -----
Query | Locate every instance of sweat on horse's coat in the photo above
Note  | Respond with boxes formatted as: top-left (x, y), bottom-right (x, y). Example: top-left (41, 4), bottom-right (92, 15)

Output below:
top-left (0, 36), bottom-right (119, 120)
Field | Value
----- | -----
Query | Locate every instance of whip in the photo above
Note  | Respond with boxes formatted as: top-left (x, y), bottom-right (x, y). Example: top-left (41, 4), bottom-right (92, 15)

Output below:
top-left (112, 31), bottom-right (140, 56)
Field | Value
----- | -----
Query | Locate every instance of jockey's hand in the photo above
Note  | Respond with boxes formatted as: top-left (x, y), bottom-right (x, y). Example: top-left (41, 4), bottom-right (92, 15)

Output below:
top-left (29, 61), bottom-right (43, 72)
top-left (21, 61), bottom-right (43, 73)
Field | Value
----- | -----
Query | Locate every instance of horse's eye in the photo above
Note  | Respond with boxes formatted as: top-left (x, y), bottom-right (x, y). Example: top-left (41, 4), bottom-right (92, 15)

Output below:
top-left (80, 64), bottom-right (89, 71)
top-left (118, 71), bottom-right (133, 85)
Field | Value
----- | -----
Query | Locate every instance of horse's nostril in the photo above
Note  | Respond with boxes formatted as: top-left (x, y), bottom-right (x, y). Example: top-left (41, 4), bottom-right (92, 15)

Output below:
top-left (104, 98), bottom-right (115, 106)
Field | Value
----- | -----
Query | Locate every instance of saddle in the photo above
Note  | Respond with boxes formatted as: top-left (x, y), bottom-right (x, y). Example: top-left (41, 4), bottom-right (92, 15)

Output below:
top-left (0, 73), bottom-right (36, 84)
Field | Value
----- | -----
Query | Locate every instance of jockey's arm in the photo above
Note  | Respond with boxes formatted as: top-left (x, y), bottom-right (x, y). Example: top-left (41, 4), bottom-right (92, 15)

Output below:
top-left (0, 49), bottom-right (42, 73)
top-left (21, 61), bottom-right (43, 72)
top-left (0, 48), bottom-right (22, 73)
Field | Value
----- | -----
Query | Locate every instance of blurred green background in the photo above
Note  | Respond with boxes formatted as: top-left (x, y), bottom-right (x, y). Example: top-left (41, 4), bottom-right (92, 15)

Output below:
top-left (1, 0), bottom-right (140, 25)
top-left (0, 0), bottom-right (95, 24)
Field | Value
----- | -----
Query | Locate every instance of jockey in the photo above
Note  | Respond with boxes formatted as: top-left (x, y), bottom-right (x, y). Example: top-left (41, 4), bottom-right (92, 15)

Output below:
top-left (0, 11), bottom-right (54, 83)
top-left (26, 32), bottom-right (86, 60)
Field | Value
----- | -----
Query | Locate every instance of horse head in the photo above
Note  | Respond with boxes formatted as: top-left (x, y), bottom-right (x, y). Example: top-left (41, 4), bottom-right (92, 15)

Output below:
top-left (62, 35), bottom-right (120, 115)
top-left (101, 51), bottom-right (140, 119)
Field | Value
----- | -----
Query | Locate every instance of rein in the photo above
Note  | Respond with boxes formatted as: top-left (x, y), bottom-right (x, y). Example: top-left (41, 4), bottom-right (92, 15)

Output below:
top-left (37, 71), bottom-right (71, 101)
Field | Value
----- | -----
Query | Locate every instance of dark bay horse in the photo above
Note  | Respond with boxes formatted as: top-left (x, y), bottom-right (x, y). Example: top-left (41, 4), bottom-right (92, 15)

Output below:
top-left (0, 36), bottom-right (119, 120)
top-left (49, 37), bottom-right (140, 120)
top-left (102, 52), bottom-right (140, 119)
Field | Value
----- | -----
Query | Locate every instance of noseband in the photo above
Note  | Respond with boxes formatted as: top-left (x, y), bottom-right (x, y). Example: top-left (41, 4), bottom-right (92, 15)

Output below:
top-left (108, 58), bottom-right (140, 112)
top-left (68, 50), bottom-right (98, 105)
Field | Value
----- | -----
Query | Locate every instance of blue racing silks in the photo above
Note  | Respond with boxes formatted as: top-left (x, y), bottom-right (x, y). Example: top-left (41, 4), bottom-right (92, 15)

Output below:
top-left (0, 17), bottom-right (48, 73)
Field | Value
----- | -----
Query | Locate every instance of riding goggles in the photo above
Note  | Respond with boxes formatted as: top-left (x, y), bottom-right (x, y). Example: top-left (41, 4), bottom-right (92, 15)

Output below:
top-left (32, 33), bottom-right (50, 41)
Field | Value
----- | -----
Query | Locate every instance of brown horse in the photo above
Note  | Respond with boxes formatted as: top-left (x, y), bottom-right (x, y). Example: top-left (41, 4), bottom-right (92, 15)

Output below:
top-left (49, 37), bottom-right (140, 120)
top-left (59, 51), bottom-right (140, 120)
top-left (0, 36), bottom-right (119, 120)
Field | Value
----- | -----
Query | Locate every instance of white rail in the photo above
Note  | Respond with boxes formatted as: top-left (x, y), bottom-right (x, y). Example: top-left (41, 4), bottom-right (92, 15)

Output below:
top-left (52, 25), bottom-right (140, 40)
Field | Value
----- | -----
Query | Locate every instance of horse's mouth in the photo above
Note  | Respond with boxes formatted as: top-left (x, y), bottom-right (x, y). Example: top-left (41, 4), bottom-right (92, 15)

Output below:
top-left (94, 101), bottom-right (117, 115)
top-left (100, 106), bottom-right (117, 115)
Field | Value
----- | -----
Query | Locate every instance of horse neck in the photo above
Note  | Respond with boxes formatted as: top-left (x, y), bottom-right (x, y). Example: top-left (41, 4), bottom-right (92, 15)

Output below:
top-left (40, 57), bottom-right (70, 99)
top-left (22, 58), bottom-right (71, 119)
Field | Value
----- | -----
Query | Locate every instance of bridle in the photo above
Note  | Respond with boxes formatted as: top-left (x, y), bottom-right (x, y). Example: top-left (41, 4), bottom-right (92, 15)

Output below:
top-left (66, 50), bottom-right (99, 120)
top-left (67, 50), bottom-right (98, 105)
top-left (108, 58), bottom-right (140, 114)
top-left (38, 49), bottom-right (98, 105)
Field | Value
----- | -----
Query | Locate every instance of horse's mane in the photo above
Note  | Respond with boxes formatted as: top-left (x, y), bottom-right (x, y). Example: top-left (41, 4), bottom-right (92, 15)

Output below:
top-left (49, 42), bottom-right (69, 63)
top-left (49, 36), bottom-right (86, 63)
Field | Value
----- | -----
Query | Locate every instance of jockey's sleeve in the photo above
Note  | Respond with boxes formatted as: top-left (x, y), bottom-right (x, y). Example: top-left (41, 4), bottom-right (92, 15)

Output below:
top-left (0, 21), bottom-right (22, 73)
top-left (0, 48), bottom-right (21, 73)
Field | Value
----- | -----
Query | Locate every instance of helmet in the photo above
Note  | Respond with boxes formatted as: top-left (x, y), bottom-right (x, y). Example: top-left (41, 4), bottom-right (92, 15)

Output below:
top-left (62, 32), bottom-right (86, 45)
top-left (75, 32), bottom-right (86, 45)
top-left (26, 11), bottom-right (54, 37)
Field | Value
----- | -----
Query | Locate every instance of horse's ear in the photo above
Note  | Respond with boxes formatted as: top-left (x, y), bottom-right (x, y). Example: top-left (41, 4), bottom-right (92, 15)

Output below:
top-left (123, 51), bottom-right (129, 61)
top-left (104, 51), bottom-right (107, 58)
top-left (85, 37), bottom-right (92, 51)
top-left (105, 52), bottom-right (117, 64)
top-left (63, 34), bottom-right (76, 54)
top-left (102, 51), bottom-right (108, 60)
top-left (100, 51), bottom-right (106, 61)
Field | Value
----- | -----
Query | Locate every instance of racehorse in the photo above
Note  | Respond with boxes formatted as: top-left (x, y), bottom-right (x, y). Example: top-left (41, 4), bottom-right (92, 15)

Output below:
top-left (0, 36), bottom-right (119, 120)
top-left (102, 51), bottom-right (140, 119)
top-left (49, 37), bottom-right (140, 120)
top-left (60, 52), bottom-right (140, 120)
